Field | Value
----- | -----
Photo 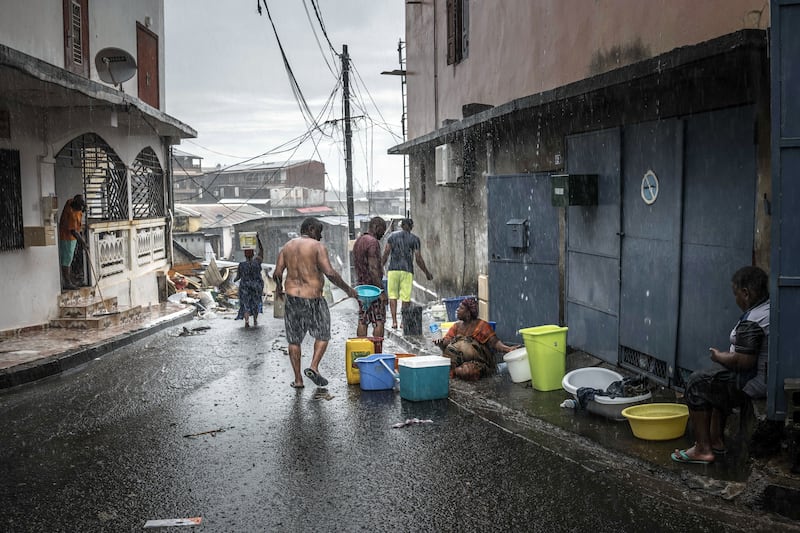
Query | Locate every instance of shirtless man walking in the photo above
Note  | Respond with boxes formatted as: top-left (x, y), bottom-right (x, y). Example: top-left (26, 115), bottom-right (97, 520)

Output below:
top-left (273, 218), bottom-right (358, 388)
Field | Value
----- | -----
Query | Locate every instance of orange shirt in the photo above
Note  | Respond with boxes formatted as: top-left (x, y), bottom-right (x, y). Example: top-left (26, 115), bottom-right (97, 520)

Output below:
top-left (58, 199), bottom-right (83, 241)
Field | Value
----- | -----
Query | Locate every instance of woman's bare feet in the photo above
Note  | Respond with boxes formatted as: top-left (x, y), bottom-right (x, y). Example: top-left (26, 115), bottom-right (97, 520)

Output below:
top-left (670, 444), bottom-right (715, 464)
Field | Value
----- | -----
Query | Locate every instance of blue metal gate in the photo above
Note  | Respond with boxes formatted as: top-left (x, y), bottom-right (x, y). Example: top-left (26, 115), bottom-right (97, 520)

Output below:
top-left (565, 128), bottom-right (622, 364)
top-left (618, 119), bottom-right (684, 382)
top-left (487, 174), bottom-right (559, 343)
top-left (768, 0), bottom-right (800, 420)
top-left (677, 106), bottom-right (756, 379)
top-left (564, 110), bottom-right (756, 382)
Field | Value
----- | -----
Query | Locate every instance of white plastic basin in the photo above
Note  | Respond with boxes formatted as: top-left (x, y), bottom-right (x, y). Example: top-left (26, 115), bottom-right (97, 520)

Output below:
top-left (562, 367), bottom-right (652, 421)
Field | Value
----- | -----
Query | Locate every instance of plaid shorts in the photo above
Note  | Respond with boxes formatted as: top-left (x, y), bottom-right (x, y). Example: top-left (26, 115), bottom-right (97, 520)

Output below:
top-left (358, 298), bottom-right (385, 326)
top-left (284, 296), bottom-right (331, 345)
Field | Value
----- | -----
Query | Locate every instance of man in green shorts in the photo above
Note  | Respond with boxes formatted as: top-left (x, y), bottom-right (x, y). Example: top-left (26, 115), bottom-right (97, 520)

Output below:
top-left (381, 218), bottom-right (433, 329)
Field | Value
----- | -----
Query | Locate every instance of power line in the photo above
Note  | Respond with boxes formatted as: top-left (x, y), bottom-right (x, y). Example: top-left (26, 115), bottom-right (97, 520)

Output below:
top-left (301, 0), bottom-right (339, 77)
top-left (309, 0), bottom-right (338, 55)
top-left (258, 0), bottom-right (324, 132)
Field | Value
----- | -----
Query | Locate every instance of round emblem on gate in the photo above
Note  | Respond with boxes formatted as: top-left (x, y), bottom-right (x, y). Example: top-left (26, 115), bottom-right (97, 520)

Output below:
top-left (641, 170), bottom-right (659, 205)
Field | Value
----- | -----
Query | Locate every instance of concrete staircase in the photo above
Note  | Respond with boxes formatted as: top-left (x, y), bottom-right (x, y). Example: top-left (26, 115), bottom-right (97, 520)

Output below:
top-left (51, 287), bottom-right (143, 329)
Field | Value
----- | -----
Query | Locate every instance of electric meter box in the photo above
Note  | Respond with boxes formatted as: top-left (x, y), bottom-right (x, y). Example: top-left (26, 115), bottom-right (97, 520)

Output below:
top-left (506, 218), bottom-right (528, 249)
top-left (551, 174), bottom-right (598, 207)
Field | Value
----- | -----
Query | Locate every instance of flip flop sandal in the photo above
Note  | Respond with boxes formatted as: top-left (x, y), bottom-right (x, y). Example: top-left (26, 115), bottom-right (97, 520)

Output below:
top-left (303, 368), bottom-right (328, 387)
top-left (671, 450), bottom-right (713, 465)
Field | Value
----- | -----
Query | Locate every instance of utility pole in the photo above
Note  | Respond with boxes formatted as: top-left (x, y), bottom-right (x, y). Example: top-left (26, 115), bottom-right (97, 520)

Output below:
top-left (381, 40), bottom-right (408, 217)
top-left (342, 44), bottom-right (355, 239)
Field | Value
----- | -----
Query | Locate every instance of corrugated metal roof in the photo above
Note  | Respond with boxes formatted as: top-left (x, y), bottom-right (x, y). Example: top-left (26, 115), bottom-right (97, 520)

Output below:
top-left (203, 159), bottom-right (317, 174)
top-left (174, 203), bottom-right (267, 228)
top-left (172, 148), bottom-right (201, 158)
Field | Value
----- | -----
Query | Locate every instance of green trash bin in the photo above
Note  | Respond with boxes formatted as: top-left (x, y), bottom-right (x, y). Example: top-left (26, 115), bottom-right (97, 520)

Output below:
top-left (519, 325), bottom-right (568, 391)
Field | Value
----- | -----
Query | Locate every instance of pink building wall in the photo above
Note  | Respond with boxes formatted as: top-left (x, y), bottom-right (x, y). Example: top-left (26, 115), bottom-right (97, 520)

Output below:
top-left (405, 0), bottom-right (769, 138)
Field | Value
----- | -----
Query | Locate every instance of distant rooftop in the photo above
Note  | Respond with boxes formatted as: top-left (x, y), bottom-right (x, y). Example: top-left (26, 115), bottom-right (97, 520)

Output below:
top-left (202, 159), bottom-right (319, 174)
top-left (174, 203), bottom-right (267, 228)
top-left (172, 148), bottom-right (202, 159)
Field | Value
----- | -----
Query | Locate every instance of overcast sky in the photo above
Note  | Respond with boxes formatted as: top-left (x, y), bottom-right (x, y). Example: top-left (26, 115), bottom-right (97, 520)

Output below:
top-left (164, 0), bottom-right (406, 193)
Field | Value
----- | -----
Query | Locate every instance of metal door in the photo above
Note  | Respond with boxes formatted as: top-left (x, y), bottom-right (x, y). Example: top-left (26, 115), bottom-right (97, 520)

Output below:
top-left (676, 106), bottom-right (755, 381)
top-left (769, 0), bottom-right (800, 420)
top-left (565, 128), bottom-right (622, 364)
top-left (488, 174), bottom-right (559, 342)
top-left (619, 119), bottom-right (683, 382)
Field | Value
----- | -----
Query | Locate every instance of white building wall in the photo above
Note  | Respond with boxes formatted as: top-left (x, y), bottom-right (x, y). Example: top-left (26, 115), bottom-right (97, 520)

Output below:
top-left (0, 1), bottom-right (165, 105)
top-left (91, 0), bottom-right (165, 107)
top-left (0, 1), bottom-right (172, 330)
top-left (0, 1), bottom-right (64, 66)
top-left (0, 104), bottom-right (169, 330)
top-left (0, 104), bottom-right (63, 328)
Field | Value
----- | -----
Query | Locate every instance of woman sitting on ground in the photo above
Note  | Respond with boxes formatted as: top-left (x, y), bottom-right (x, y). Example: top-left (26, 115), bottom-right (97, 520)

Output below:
top-left (433, 298), bottom-right (519, 381)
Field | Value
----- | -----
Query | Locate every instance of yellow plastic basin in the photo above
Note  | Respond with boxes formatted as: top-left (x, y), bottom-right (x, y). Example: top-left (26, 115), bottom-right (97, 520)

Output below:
top-left (621, 403), bottom-right (689, 441)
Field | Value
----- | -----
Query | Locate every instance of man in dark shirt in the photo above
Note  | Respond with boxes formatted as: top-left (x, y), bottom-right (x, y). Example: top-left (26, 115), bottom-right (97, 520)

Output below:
top-left (353, 216), bottom-right (387, 338)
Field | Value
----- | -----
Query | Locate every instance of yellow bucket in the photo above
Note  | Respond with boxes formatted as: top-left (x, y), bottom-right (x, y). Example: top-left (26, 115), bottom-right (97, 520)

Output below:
top-left (345, 338), bottom-right (374, 385)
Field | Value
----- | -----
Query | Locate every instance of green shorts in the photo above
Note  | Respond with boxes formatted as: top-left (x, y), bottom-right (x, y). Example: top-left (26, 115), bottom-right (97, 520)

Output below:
top-left (59, 239), bottom-right (77, 267)
top-left (387, 270), bottom-right (413, 302)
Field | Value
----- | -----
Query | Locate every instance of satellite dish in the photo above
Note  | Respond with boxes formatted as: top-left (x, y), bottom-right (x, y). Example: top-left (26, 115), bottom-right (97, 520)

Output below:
top-left (95, 47), bottom-right (137, 86)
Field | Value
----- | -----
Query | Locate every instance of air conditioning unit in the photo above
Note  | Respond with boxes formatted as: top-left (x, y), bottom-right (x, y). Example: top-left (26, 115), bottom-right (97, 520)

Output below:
top-left (435, 143), bottom-right (462, 185)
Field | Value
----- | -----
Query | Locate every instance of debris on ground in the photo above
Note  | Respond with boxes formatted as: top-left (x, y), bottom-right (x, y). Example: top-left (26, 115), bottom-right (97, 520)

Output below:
top-left (182, 427), bottom-right (233, 438)
top-left (177, 326), bottom-right (211, 337)
top-left (392, 418), bottom-right (434, 429)
top-left (143, 517), bottom-right (202, 528)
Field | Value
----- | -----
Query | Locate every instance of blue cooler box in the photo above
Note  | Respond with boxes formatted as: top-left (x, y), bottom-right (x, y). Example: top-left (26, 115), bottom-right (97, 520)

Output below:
top-left (398, 355), bottom-right (450, 401)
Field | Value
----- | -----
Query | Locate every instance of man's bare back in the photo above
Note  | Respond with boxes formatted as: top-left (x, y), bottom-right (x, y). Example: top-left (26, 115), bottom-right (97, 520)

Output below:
top-left (277, 236), bottom-right (328, 299)
top-left (274, 228), bottom-right (357, 301)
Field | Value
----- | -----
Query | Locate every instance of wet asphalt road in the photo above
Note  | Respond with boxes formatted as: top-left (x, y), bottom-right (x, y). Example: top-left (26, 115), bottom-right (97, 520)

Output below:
top-left (0, 303), bottom-right (779, 532)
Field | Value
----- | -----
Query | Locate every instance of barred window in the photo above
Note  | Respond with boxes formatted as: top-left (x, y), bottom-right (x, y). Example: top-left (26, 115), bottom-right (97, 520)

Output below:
top-left (63, 0), bottom-right (89, 77)
top-left (55, 133), bottom-right (128, 221)
top-left (0, 149), bottom-right (24, 252)
top-left (131, 147), bottom-right (165, 219)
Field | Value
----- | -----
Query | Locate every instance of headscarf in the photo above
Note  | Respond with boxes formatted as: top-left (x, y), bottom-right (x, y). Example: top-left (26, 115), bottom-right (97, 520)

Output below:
top-left (461, 297), bottom-right (479, 320)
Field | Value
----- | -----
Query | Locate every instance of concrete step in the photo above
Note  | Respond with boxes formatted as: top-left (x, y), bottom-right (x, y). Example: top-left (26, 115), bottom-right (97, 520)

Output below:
top-left (59, 297), bottom-right (119, 319)
top-left (57, 286), bottom-right (98, 307)
top-left (50, 305), bottom-right (143, 329)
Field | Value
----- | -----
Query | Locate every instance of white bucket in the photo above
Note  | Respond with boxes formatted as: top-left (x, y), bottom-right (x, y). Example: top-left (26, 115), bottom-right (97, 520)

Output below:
top-left (429, 303), bottom-right (448, 322)
top-left (503, 347), bottom-right (531, 383)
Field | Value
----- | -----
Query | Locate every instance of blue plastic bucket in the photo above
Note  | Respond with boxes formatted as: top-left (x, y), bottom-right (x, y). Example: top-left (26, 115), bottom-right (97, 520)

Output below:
top-left (355, 285), bottom-right (382, 308)
top-left (443, 295), bottom-right (476, 321)
top-left (355, 353), bottom-right (397, 391)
